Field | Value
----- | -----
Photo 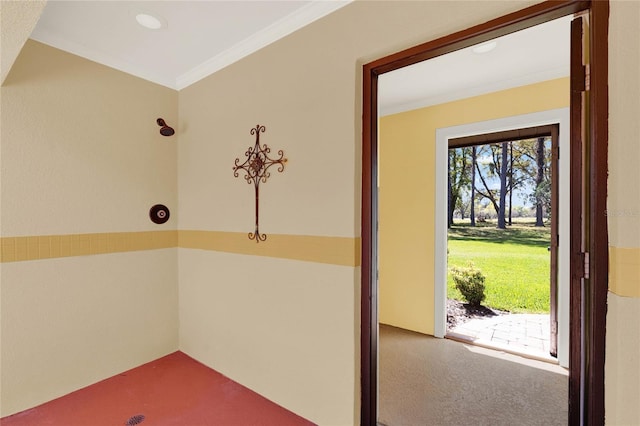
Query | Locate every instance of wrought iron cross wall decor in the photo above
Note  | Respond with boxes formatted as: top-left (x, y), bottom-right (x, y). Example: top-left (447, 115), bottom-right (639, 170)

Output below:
top-left (233, 125), bottom-right (287, 242)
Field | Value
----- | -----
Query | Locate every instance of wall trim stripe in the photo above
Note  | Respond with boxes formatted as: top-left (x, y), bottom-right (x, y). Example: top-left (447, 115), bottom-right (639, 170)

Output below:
top-left (0, 231), bottom-right (360, 266)
top-left (0, 231), bottom-right (178, 262)
top-left (609, 246), bottom-right (640, 298)
top-left (178, 230), bottom-right (360, 266)
top-left (3, 233), bottom-right (633, 278)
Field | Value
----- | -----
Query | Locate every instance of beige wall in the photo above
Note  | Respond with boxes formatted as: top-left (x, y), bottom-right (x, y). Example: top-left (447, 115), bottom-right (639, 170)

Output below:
top-left (1, 0), bottom-right (638, 424)
top-left (179, 250), bottom-right (358, 425)
top-left (176, 2), bottom-right (538, 424)
top-left (379, 78), bottom-right (569, 335)
top-left (0, 41), bottom-right (179, 416)
top-left (1, 251), bottom-right (178, 415)
top-left (606, 1), bottom-right (640, 424)
top-left (0, 0), bottom-right (47, 84)
top-left (1, 41), bottom-right (178, 236)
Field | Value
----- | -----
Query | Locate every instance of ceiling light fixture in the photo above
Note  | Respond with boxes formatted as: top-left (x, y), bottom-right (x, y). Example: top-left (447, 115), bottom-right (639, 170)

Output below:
top-left (136, 13), bottom-right (163, 30)
top-left (472, 41), bottom-right (497, 54)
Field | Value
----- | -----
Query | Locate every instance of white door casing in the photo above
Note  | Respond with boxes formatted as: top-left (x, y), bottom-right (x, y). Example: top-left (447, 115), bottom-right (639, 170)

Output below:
top-left (434, 107), bottom-right (570, 368)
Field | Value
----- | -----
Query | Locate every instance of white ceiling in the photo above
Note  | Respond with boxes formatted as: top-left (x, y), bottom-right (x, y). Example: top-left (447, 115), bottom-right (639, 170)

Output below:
top-left (30, 0), bottom-right (350, 90)
top-left (29, 2), bottom-right (570, 107)
top-left (379, 16), bottom-right (572, 116)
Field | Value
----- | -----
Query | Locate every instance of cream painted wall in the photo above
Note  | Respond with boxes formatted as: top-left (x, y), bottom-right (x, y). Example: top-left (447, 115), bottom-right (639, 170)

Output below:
top-left (606, 1), bottom-right (640, 424)
top-left (176, 1), bottom-right (537, 238)
top-left (1, 41), bottom-right (179, 416)
top-left (0, 0), bottom-right (47, 84)
top-left (1, 250), bottom-right (178, 415)
top-left (176, 2), bottom-right (538, 424)
top-left (1, 41), bottom-right (178, 236)
top-left (179, 250), bottom-right (358, 425)
top-left (379, 78), bottom-right (569, 335)
top-left (608, 0), bottom-right (640, 251)
top-left (605, 293), bottom-right (640, 425)
top-left (1, 0), bottom-right (638, 424)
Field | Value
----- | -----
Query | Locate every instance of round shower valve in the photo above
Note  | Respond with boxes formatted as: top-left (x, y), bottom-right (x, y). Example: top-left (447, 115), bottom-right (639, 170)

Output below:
top-left (149, 204), bottom-right (170, 224)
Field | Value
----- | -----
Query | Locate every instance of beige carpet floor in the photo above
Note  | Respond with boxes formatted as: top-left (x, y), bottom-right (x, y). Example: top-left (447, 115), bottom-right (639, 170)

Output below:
top-left (378, 324), bottom-right (568, 426)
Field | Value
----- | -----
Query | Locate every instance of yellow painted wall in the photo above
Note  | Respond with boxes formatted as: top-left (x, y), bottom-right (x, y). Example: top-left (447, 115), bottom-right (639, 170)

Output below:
top-left (1, 0), bottom-right (638, 424)
top-left (379, 78), bottom-right (570, 335)
top-left (0, 41), bottom-right (179, 416)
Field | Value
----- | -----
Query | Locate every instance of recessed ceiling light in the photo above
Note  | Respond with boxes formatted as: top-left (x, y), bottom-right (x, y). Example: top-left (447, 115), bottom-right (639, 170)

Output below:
top-left (136, 13), bottom-right (163, 30)
top-left (472, 41), bottom-right (497, 54)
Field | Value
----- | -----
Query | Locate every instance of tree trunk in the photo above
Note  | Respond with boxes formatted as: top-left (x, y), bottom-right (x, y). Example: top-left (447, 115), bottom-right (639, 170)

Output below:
top-left (508, 142), bottom-right (513, 226)
top-left (470, 146), bottom-right (476, 226)
top-left (475, 161), bottom-right (500, 218)
top-left (535, 137), bottom-right (545, 226)
top-left (497, 142), bottom-right (508, 229)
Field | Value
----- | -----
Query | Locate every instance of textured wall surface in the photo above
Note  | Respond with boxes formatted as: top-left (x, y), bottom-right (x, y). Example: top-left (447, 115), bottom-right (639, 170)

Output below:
top-left (1, 41), bottom-right (179, 416)
top-left (605, 1), bottom-right (640, 424)
top-left (1, 250), bottom-right (178, 416)
top-left (1, 0), bottom-right (638, 423)
top-left (0, 0), bottom-right (46, 84)
top-left (177, 1), bottom-right (537, 424)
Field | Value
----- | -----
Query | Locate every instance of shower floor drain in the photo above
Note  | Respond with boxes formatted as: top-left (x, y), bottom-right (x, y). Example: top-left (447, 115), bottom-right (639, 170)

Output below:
top-left (125, 414), bottom-right (145, 425)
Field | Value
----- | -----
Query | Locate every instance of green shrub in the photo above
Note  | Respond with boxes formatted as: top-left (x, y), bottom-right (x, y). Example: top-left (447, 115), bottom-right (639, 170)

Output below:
top-left (450, 262), bottom-right (486, 306)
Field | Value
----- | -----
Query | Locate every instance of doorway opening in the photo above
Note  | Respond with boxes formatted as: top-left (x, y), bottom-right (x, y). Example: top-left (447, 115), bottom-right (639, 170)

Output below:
top-left (444, 125), bottom-right (562, 364)
top-left (362, 1), bottom-right (609, 425)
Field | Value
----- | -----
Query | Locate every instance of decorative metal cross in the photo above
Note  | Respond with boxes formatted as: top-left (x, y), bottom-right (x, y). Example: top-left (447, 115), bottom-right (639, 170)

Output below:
top-left (233, 125), bottom-right (287, 242)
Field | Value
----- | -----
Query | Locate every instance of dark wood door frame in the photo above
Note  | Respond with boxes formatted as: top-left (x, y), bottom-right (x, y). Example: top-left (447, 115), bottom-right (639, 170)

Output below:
top-left (360, 1), bottom-right (609, 425)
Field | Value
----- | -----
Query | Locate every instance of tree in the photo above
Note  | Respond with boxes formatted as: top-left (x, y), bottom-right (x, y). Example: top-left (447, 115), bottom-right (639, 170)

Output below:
top-left (497, 142), bottom-right (508, 229)
top-left (455, 189), bottom-right (469, 219)
top-left (466, 137), bottom-right (552, 227)
top-left (470, 146), bottom-right (477, 226)
top-left (508, 142), bottom-right (513, 225)
top-left (509, 140), bottom-right (536, 217)
top-left (474, 143), bottom-right (509, 224)
top-left (535, 137), bottom-right (545, 226)
top-left (447, 147), bottom-right (471, 227)
top-left (474, 145), bottom-right (501, 219)
top-left (512, 137), bottom-right (551, 224)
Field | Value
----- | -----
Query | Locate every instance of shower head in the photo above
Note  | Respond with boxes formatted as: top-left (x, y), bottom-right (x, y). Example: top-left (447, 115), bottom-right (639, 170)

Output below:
top-left (156, 118), bottom-right (175, 136)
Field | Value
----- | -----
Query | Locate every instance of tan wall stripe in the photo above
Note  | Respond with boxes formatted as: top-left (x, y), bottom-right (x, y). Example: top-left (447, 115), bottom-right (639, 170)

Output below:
top-left (178, 231), bottom-right (360, 267)
top-left (0, 231), bottom-right (178, 262)
top-left (609, 246), bottom-right (640, 298)
top-left (3, 232), bottom-right (636, 275)
top-left (0, 230), bottom-right (360, 267)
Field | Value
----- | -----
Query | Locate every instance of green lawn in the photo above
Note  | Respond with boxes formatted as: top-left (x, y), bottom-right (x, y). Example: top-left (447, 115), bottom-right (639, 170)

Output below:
top-left (447, 220), bottom-right (551, 313)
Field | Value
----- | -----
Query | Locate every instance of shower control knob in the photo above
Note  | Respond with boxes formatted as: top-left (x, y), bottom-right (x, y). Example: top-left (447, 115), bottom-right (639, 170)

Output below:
top-left (149, 204), bottom-right (170, 224)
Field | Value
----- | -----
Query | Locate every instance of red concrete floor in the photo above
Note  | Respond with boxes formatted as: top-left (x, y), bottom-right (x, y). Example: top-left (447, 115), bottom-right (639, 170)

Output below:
top-left (1, 351), bottom-right (315, 426)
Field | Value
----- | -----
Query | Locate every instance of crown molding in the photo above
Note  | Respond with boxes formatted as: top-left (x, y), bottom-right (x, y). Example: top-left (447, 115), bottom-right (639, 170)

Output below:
top-left (29, 1), bottom-right (351, 91)
top-left (175, 0), bottom-right (351, 90)
top-left (29, 28), bottom-right (178, 89)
